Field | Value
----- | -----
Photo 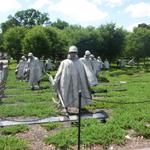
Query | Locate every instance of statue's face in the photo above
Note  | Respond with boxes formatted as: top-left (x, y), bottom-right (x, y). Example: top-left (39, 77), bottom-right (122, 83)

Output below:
top-left (85, 55), bottom-right (90, 59)
top-left (69, 52), bottom-right (77, 60)
top-left (28, 56), bottom-right (33, 60)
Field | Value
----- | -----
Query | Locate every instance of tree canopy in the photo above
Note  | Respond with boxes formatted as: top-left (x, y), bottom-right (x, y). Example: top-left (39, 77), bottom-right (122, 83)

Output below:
top-left (1, 9), bottom-right (50, 32)
top-left (51, 19), bottom-right (69, 30)
top-left (3, 26), bottom-right (27, 61)
top-left (23, 26), bottom-right (68, 59)
top-left (125, 27), bottom-right (150, 60)
top-left (1, 9), bottom-right (150, 62)
top-left (96, 23), bottom-right (126, 60)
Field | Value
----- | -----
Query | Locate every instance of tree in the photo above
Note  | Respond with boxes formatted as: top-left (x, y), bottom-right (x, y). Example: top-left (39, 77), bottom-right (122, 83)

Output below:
top-left (1, 9), bottom-right (50, 32)
top-left (75, 27), bottom-right (99, 57)
top-left (3, 26), bottom-right (27, 61)
top-left (137, 23), bottom-right (150, 30)
top-left (23, 26), bottom-right (68, 60)
top-left (23, 26), bottom-right (50, 58)
top-left (0, 33), bottom-right (3, 46)
top-left (62, 25), bottom-right (83, 45)
top-left (125, 27), bottom-right (150, 61)
top-left (51, 19), bottom-right (69, 30)
top-left (96, 23), bottom-right (126, 60)
top-left (62, 25), bottom-right (90, 56)
top-left (0, 33), bottom-right (5, 52)
top-left (1, 15), bottom-right (20, 33)
top-left (43, 27), bottom-right (68, 59)
top-left (62, 24), bottom-right (126, 60)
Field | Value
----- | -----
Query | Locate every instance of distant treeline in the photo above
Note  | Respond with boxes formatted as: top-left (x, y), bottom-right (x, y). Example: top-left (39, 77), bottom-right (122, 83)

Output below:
top-left (0, 9), bottom-right (150, 62)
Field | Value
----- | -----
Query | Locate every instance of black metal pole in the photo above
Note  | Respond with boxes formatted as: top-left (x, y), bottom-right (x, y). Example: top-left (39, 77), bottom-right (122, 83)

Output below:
top-left (78, 90), bottom-right (81, 150)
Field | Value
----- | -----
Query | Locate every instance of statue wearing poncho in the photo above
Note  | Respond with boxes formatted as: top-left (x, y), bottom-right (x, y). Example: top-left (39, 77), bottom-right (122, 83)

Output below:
top-left (80, 50), bottom-right (98, 86)
top-left (53, 46), bottom-right (92, 108)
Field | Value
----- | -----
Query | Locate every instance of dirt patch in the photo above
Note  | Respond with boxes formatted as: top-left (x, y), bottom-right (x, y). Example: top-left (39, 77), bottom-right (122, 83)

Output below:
top-left (71, 138), bottom-right (150, 150)
top-left (107, 129), bottom-right (150, 150)
top-left (16, 122), bottom-right (71, 150)
top-left (15, 123), bottom-right (150, 150)
top-left (108, 137), bottom-right (150, 150)
top-left (16, 124), bottom-right (54, 150)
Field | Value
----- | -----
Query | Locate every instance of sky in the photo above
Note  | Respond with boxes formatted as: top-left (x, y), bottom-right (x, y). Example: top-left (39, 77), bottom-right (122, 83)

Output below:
top-left (0, 0), bottom-right (150, 31)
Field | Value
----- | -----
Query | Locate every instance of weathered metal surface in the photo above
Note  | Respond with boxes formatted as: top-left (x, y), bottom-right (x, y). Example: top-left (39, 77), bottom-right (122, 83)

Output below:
top-left (0, 112), bottom-right (108, 127)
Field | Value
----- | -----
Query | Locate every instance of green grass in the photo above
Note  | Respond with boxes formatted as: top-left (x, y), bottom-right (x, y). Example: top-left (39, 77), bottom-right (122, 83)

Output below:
top-left (2, 62), bottom-right (150, 148)
top-left (44, 119), bottom-right (125, 148)
top-left (1, 63), bottom-right (60, 117)
top-left (44, 68), bottom-right (150, 148)
top-left (0, 102), bottom-right (59, 117)
top-left (109, 69), bottom-right (126, 76)
top-left (0, 136), bottom-right (28, 150)
top-left (41, 122), bottom-right (63, 131)
top-left (0, 125), bottom-right (29, 135)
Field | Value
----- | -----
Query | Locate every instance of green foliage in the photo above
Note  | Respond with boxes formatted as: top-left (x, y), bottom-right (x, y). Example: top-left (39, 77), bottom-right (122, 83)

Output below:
top-left (0, 102), bottom-right (58, 118)
top-left (125, 69), bottom-right (139, 75)
top-left (1, 8), bottom-right (50, 32)
top-left (44, 127), bottom-right (77, 148)
top-left (138, 23), bottom-right (150, 30)
top-left (144, 68), bottom-right (150, 73)
top-left (0, 136), bottom-right (28, 150)
top-left (41, 122), bottom-right (62, 131)
top-left (3, 26), bottom-right (27, 61)
top-left (76, 28), bottom-right (99, 57)
top-left (23, 26), bottom-right (49, 57)
top-left (96, 23), bottom-right (126, 60)
top-left (109, 104), bottom-right (150, 139)
top-left (98, 76), bottom-right (110, 82)
top-left (43, 27), bottom-right (68, 59)
top-left (109, 70), bottom-right (126, 76)
top-left (1, 15), bottom-right (20, 33)
top-left (0, 125), bottom-right (29, 135)
top-left (109, 68), bottom-right (140, 76)
top-left (1, 65), bottom-right (59, 117)
top-left (44, 68), bottom-right (150, 148)
top-left (125, 27), bottom-right (150, 59)
top-left (63, 25), bottom-right (83, 46)
top-left (0, 33), bottom-right (5, 53)
top-left (0, 33), bottom-right (3, 47)
top-left (1, 13), bottom-right (128, 61)
top-left (48, 71), bottom-right (57, 78)
top-left (44, 119), bottom-right (125, 148)
top-left (3, 60), bottom-right (150, 148)
top-left (62, 22), bottom-right (127, 60)
top-left (23, 26), bottom-right (68, 59)
top-left (14, 9), bottom-right (50, 27)
top-left (1, 9), bottom-right (150, 62)
top-left (51, 19), bottom-right (69, 30)
top-left (133, 122), bottom-right (150, 138)
top-left (8, 60), bottom-right (17, 70)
